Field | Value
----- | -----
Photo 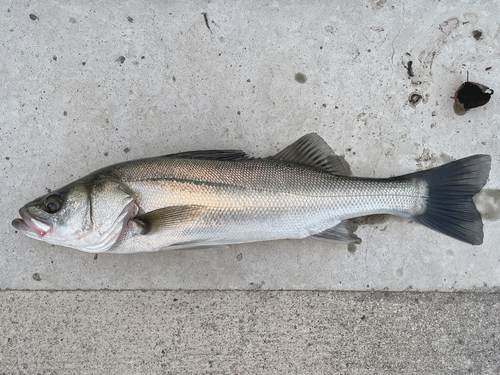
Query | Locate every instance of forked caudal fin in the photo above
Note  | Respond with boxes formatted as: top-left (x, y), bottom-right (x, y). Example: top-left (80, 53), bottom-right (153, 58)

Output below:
top-left (397, 155), bottom-right (491, 245)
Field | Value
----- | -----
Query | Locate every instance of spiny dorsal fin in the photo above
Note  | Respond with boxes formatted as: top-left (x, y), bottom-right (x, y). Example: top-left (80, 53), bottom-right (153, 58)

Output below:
top-left (269, 133), bottom-right (348, 175)
top-left (134, 205), bottom-right (205, 235)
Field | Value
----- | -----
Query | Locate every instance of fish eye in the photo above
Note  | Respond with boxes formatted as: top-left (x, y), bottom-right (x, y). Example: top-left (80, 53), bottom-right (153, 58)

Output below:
top-left (44, 193), bottom-right (63, 213)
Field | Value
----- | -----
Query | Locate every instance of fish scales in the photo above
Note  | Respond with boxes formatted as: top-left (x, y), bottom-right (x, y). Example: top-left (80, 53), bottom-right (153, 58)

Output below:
top-left (100, 157), bottom-right (425, 253)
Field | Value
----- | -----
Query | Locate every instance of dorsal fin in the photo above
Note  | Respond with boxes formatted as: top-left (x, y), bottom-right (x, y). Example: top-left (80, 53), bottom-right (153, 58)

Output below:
top-left (162, 150), bottom-right (250, 161)
top-left (269, 133), bottom-right (348, 175)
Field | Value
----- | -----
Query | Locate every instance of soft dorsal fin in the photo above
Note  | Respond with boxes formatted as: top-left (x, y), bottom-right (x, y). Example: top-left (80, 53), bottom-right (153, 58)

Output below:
top-left (163, 149), bottom-right (250, 161)
top-left (269, 133), bottom-right (348, 175)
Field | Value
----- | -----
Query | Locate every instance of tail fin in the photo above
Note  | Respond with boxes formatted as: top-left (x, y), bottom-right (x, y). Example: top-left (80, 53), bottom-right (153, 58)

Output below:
top-left (398, 155), bottom-right (491, 245)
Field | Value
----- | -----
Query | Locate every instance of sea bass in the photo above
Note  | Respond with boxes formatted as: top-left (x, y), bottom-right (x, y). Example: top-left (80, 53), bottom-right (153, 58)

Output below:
top-left (12, 134), bottom-right (491, 253)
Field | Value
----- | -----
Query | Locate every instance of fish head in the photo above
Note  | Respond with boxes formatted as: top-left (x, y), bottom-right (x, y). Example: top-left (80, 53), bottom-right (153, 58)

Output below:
top-left (12, 178), bottom-right (137, 253)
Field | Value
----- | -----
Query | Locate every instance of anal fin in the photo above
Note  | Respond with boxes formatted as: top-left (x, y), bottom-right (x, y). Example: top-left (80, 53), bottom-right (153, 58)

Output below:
top-left (311, 220), bottom-right (361, 244)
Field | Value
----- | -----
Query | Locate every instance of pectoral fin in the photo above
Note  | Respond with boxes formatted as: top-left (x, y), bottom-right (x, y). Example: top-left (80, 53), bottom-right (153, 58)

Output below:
top-left (134, 205), bottom-right (205, 235)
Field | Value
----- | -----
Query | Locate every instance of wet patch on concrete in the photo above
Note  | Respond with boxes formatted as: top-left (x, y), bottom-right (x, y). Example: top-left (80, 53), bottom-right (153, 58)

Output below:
top-left (353, 214), bottom-right (390, 226)
top-left (347, 243), bottom-right (357, 253)
top-left (416, 150), bottom-right (454, 170)
top-left (474, 189), bottom-right (500, 221)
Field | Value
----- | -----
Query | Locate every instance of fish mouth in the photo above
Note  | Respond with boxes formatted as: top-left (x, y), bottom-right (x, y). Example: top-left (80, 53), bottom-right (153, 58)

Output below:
top-left (12, 208), bottom-right (52, 238)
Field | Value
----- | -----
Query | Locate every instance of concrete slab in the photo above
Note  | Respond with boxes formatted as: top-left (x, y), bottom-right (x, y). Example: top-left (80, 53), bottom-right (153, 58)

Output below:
top-left (1, 290), bottom-right (499, 374)
top-left (2, 0), bottom-right (500, 290)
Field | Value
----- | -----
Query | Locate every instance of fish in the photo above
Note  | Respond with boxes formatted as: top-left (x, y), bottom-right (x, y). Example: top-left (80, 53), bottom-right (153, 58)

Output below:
top-left (12, 134), bottom-right (491, 254)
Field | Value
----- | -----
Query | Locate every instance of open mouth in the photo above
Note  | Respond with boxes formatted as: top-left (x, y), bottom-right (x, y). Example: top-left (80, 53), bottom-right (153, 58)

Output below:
top-left (12, 208), bottom-right (52, 238)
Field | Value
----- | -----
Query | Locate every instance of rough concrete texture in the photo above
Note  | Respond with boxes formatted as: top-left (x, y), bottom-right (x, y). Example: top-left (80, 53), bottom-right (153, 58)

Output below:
top-left (1, 291), bottom-right (499, 374)
top-left (2, 1), bottom-right (500, 291)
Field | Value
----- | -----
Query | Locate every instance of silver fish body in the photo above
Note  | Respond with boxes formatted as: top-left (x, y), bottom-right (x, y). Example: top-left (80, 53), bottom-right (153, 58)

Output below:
top-left (12, 134), bottom-right (491, 253)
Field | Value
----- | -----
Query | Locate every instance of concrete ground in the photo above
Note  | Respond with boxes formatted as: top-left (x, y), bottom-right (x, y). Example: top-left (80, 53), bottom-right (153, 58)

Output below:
top-left (1, 291), bottom-right (499, 374)
top-left (1, 0), bottom-right (499, 373)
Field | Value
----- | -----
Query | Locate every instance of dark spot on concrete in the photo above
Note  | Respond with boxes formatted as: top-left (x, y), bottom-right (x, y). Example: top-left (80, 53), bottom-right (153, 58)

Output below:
top-left (82, 62), bottom-right (86, 66)
top-left (237, 111), bottom-right (241, 115)
top-left (46, 188), bottom-right (52, 193)
top-left (104, 152), bottom-right (109, 156)
top-left (407, 61), bottom-right (414, 77)
top-left (320, 46), bottom-right (323, 49)
top-left (117, 56), bottom-right (126, 64)
top-left (294, 72), bottom-right (307, 84)
top-left (127, 16), bottom-right (134, 22)
top-left (52, 56), bottom-right (57, 61)
top-left (141, 56), bottom-right (145, 59)
top-left (485, 66), bottom-right (492, 71)
top-left (5, 157), bottom-right (10, 160)
top-left (106, 119), bottom-right (109, 124)
top-left (32, 273), bottom-right (41, 281)
top-left (360, 315), bottom-right (366, 320)
top-left (124, 147), bottom-right (130, 153)
top-left (63, 111), bottom-right (67, 116)
top-left (322, 103), bottom-right (327, 107)
top-left (409, 92), bottom-right (422, 106)
top-left (347, 243), bottom-right (357, 253)
top-left (29, 14), bottom-right (39, 21)
top-left (236, 253), bottom-right (242, 261)
top-left (454, 81), bottom-right (493, 111)
top-left (69, 17), bottom-right (76, 23)
top-left (173, 298), bottom-right (178, 301)
top-left (93, 254), bottom-right (98, 260)
top-left (247, 79), bottom-right (251, 82)
top-left (472, 30), bottom-right (482, 40)
top-left (354, 214), bottom-right (390, 226)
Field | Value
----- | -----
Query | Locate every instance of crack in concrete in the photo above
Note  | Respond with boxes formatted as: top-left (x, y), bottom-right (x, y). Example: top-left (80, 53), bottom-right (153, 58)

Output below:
top-left (391, 4), bottom-right (405, 64)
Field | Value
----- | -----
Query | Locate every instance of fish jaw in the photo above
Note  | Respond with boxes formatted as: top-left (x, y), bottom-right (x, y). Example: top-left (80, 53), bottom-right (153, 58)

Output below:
top-left (12, 207), bottom-right (53, 238)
